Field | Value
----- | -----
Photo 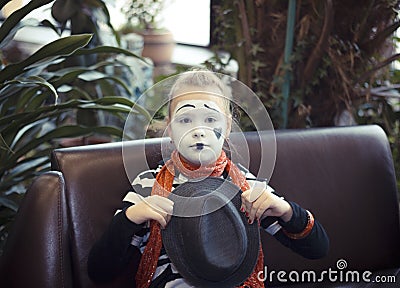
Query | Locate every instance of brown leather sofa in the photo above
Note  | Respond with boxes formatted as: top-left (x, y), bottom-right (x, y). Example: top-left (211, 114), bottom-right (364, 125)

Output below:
top-left (1, 125), bottom-right (399, 288)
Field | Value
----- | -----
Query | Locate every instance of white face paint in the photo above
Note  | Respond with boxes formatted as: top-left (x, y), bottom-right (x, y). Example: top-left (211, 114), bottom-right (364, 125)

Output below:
top-left (170, 99), bottom-right (229, 165)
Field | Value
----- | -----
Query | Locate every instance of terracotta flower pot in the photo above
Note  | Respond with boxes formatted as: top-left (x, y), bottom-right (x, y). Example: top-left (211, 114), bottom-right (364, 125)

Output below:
top-left (139, 29), bottom-right (175, 66)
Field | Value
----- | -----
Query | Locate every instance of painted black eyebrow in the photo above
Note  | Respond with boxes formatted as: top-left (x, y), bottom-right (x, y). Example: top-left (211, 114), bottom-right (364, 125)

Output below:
top-left (176, 104), bottom-right (196, 112)
top-left (204, 103), bottom-right (220, 112)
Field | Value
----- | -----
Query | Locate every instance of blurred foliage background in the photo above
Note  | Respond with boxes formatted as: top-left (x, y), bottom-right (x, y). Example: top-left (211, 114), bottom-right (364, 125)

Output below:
top-left (1, 0), bottom-right (400, 254)
top-left (207, 0), bottom-right (400, 192)
top-left (0, 0), bottom-right (150, 254)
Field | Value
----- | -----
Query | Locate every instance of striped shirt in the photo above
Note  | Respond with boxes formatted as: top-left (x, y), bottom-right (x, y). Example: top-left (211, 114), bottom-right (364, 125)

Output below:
top-left (115, 164), bottom-right (282, 287)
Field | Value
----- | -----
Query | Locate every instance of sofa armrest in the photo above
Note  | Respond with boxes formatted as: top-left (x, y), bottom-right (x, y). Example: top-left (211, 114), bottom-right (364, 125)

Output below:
top-left (0, 172), bottom-right (72, 288)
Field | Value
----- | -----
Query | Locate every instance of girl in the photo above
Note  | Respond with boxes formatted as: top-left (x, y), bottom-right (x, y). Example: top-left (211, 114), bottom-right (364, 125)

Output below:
top-left (88, 69), bottom-right (329, 288)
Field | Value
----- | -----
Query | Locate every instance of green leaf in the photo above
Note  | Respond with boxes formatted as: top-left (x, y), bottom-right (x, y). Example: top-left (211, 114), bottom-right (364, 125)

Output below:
top-left (24, 34), bottom-right (90, 67)
top-left (5, 76), bottom-right (59, 104)
top-left (15, 87), bottom-right (43, 111)
top-left (3, 125), bottom-right (122, 172)
top-left (0, 18), bottom-right (40, 50)
top-left (0, 84), bottom-right (24, 103)
top-left (0, 99), bottom-right (104, 128)
top-left (78, 70), bottom-right (109, 81)
top-left (95, 96), bottom-right (151, 121)
top-left (10, 119), bottom-right (47, 150)
top-left (25, 92), bottom-right (54, 112)
top-left (1, 157), bottom-right (49, 190)
top-left (0, 104), bottom-right (72, 132)
top-left (50, 68), bottom-right (95, 87)
top-left (40, 20), bottom-right (62, 36)
top-left (78, 73), bottom-right (131, 95)
top-left (0, 0), bottom-right (54, 45)
top-left (97, 77), bottom-right (117, 96)
top-left (0, 34), bottom-right (93, 83)
top-left (75, 45), bottom-right (149, 64)
top-left (0, 97), bottom-right (142, 141)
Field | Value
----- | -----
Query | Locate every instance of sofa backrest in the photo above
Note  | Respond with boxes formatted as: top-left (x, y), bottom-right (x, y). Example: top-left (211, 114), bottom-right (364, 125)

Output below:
top-left (40, 125), bottom-right (400, 286)
top-left (264, 125), bottom-right (400, 278)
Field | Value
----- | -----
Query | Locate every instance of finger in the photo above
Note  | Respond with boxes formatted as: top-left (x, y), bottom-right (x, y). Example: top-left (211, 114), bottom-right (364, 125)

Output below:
top-left (152, 201), bottom-right (174, 216)
top-left (249, 201), bottom-right (261, 223)
top-left (155, 195), bottom-right (175, 206)
top-left (157, 209), bottom-right (168, 219)
top-left (247, 180), bottom-right (267, 202)
top-left (125, 192), bottom-right (145, 204)
top-left (262, 208), bottom-right (276, 218)
top-left (241, 189), bottom-right (250, 202)
top-left (241, 189), bottom-right (252, 205)
top-left (241, 190), bottom-right (252, 213)
top-left (242, 196), bottom-right (253, 215)
top-left (249, 193), bottom-right (271, 223)
top-left (165, 213), bottom-right (172, 225)
top-left (151, 210), bottom-right (167, 229)
top-left (159, 209), bottom-right (173, 228)
top-left (149, 196), bottom-right (174, 214)
top-left (255, 201), bottom-right (272, 220)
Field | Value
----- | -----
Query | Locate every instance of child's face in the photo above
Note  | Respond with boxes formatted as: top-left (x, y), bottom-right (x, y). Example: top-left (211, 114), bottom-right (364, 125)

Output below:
top-left (168, 92), bottom-right (231, 165)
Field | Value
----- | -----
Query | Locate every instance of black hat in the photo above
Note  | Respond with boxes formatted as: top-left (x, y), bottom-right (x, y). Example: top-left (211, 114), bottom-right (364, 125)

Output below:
top-left (161, 177), bottom-right (260, 288)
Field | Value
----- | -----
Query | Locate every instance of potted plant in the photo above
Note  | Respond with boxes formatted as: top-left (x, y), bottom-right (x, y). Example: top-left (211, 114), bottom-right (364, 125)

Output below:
top-left (120, 0), bottom-right (175, 66)
top-left (50, 0), bottom-right (154, 146)
top-left (0, 0), bottom-right (151, 254)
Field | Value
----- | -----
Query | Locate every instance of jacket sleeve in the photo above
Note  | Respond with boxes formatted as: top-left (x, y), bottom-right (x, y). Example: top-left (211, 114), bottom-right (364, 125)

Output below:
top-left (261, 200), bottom-right (330, 259)
top-left (87, 168), bottom-right (158, 283)
top-left (87, 203), bottom-right (145, 283)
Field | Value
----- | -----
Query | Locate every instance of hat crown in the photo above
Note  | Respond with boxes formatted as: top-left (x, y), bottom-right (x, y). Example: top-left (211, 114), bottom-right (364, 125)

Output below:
top-left (162, 177), bottom-right (260, 288)
top-left (184, 193), bottom-right (247, 281)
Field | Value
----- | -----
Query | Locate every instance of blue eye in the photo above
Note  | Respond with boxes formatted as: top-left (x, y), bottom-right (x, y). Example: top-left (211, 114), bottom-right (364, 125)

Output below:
top-left (205, 117), bottom-right (216, 123)
top-left (179, 118), bottom-right (191, 124)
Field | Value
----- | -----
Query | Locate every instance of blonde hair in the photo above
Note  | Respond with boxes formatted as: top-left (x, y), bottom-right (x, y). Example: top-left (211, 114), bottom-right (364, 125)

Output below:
top-left (168, 68), bottom-right (232, 116)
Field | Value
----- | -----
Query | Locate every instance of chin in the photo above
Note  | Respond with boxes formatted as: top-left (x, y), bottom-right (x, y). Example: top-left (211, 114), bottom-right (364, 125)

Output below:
top-left (199, 157), bottom-right (218, 166)
top-left (179, 148), bottom-right (220, 166)
top-left (184, 155), bottom-right (217, 166)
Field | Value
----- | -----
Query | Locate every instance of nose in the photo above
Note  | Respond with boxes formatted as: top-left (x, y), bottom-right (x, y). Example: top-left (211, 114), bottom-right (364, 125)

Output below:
top-left (192, 127), bottom-right (206, 138)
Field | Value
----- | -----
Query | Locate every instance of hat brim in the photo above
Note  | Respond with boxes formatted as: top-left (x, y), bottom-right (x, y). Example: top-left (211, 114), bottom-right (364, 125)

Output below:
top-left (161, 177), bottom-right (260, 288)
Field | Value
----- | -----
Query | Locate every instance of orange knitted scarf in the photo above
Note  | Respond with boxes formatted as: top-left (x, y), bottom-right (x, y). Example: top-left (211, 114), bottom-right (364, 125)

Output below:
top-left (135, 150), bottom-right (265, 288)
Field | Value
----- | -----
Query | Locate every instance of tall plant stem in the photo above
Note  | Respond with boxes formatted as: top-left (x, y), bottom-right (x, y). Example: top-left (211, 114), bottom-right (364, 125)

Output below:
top-left (282, 0), bottom-right (296, 128)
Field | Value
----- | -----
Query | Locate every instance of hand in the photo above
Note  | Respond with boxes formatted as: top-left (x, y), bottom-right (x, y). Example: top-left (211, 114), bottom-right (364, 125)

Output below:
top-left (241, 181), bottom-right (293, 224)
top-left (125, 195), bottom-right (174, 229)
